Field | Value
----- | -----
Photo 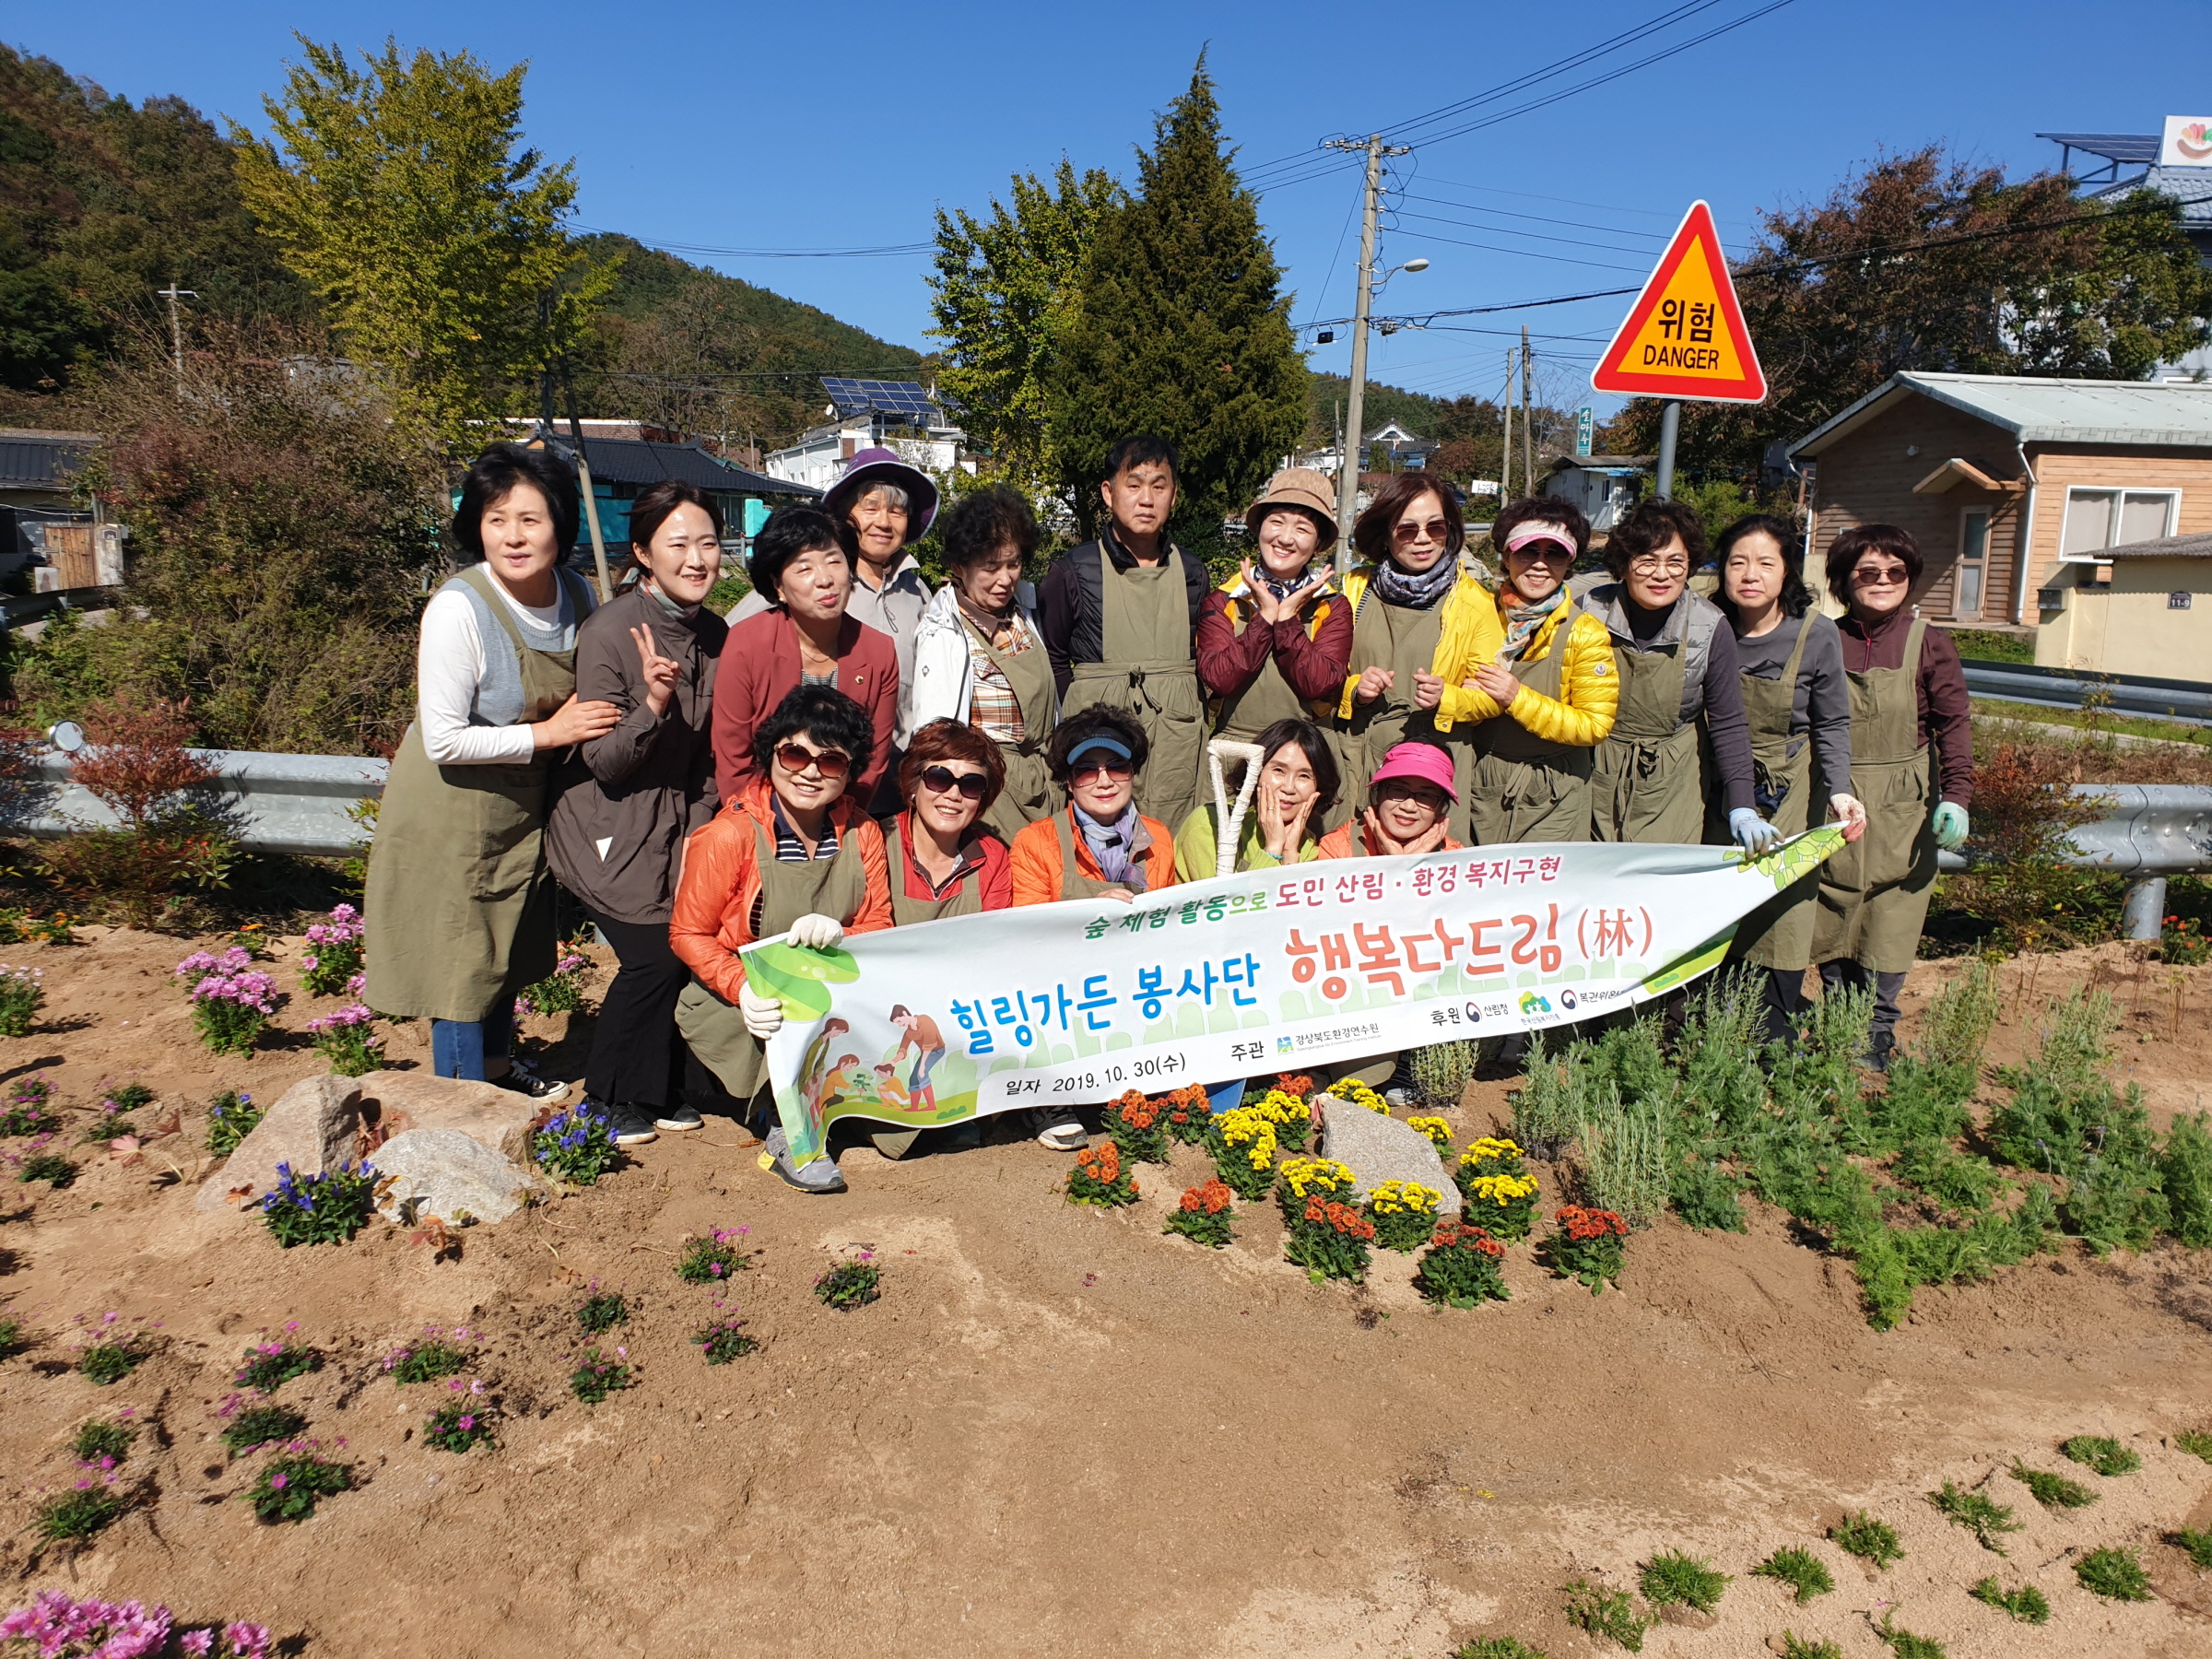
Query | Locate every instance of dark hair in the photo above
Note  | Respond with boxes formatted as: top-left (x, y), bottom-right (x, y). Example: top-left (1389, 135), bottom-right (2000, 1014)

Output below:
top-left (1489, 494), bottom-right (1591, 559)
top-left (1252, 717), bottom-right (1340, 821)
top-left (1826, 523), bottom-right (1924, 607)
top-left (626, 480), bottom-right (724, 570)
top-left (1713, 513), bottom-right (1815, 623)
top-left (455, 442), bottom-right (579, 559)
top-left (940, 484), bottom-right (1041, 570)
top-left (747, 505), bottom-right (846, 603)
top-left (1605, 498), bottom-right (1707, 580)
top-left (1047, 704), bottom-right (1149, 783)
top-left (898, 717), bottom-right (1007, 816)
top-left (752, 683), bottom-right (873, 776)
top-left (1352, 474), bottom-right (1465, 570)
top-left (1103, 435), bottom-right (1180, 483)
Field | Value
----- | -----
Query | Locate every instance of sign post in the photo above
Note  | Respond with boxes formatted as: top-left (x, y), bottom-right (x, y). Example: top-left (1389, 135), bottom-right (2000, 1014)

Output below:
top-left (1591, 200), bottom-right (1766, 500)
top-left (1575, 406), bottom-right (1594, 458)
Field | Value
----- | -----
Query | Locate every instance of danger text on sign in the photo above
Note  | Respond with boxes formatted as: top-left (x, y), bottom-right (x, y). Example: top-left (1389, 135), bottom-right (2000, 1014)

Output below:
top-left (1591, 201), bottom-right (1766, 404)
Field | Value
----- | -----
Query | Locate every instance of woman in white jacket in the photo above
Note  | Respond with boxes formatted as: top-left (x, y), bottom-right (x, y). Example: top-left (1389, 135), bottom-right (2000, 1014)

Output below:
top-left (902, 485), bottom-right (1058, 843)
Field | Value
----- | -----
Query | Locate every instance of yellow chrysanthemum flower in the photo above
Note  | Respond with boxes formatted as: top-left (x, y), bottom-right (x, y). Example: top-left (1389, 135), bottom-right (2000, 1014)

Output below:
top-left (1465, 1171), bottom-right (1539, 1205)
top-left (1405, 1116), bottom-right (1453, 1149)
top-left (1332, 1079), bottom-right (1388, 1115)
top-left (1367, 1180), bottom-right (1442, 1216)
top-left (1278, 1156), bottom-right (1357, 1198)
top-left (1459, 1136), bottom-right (1527, 1168)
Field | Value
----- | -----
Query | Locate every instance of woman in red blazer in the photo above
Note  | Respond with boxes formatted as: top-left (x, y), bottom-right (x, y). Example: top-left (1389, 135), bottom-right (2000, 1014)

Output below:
top-left (712, 505), bottom-right (900, 806)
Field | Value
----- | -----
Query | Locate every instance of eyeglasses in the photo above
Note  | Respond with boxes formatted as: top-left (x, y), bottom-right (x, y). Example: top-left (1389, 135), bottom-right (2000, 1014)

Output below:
top-left (919, 765), bottom-right (988, 801)
top-left (1393, 519), bottom-right (1450, 542)
top-left (1629, 556), bottom-right (1690, 577)
top-left (1069, 759), bottom-right (1135, 783)
top-left (775, 743), bottom-right (851, 778)
top-left (1853, 565), bottom-right (1910, 587)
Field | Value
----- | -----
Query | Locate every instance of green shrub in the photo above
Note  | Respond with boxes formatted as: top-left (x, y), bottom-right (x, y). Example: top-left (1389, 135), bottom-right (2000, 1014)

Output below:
top-left (2009, 1460), bottom-right (2096, 1509)
top-left (814, 1260), bottom-right (881, 1310)
top-left (1926, 1481), bottom-right (2020, 1553)
top-left (1669, 1158), bottom-right (1746, 1231)
top-left (421, 1400), bottom-right (494, 1452)
top-left (72, 1419), bottom-right (134, 1464)
top-left (204, 1088), bottom-right (261, 1156)
top-left (1577, 1080), bottom-right (1670, 1228)
top-left (2075, 1545), bottom-right (2152, 1601)
top-left (246, 1453), bottom-right (349, 1524)
top-left (1891, 1138), bottom-right (2001, 1214)
top-left (32, 1486), bottom-right (125, 1542)
top-left (1969, 1576), bottom-right (2050, 1623)
top-left (18, 1151), bottom-right (76, 1187)
top-left (2159, 1112), bottom-right (2212, 1247)
top-left (385, 1336), bottom-right (469, 1384)
top-left (1752, 1546), bottom-right (1834, 1603)
top-left (676, 1229), bottom-right (749, 1284)
top-left (260, 1160), bottom-right (377, 1247)
top-left (77, 1338), bottom-right (142, 1386)
top-left (1408, 1038), bottom-right (1480, 1108)
top-left (1638, 1549), bottom-right (1728, 1613)
top-left (2062, 1435), bottom-right (2140, 1477)
top-left (1829, 1511), bottom-right (1902, 1569)
top-left (1876, 1613), bottom-right (1945, 1658)
top-left (690, 1318), bottom-right (758, 1364)
top-left (1559, 1579), bottom-right (1649, 1652)
top-left (2169, 1526), bottom-right (2212, 1571)
top-left (569, 1346), bottom-right (632, 1402)
top-left (1866, 1056), bottom-right (1975, 1151)
top-left (221, 1404), bottom-right (306, 1454)
top-left (1675, 972), bottom-right (1769, 1133)
top-left (234, 1337), bottom-right (321, 1392)
top-left (576, 1291), bottom-right (629, 1334)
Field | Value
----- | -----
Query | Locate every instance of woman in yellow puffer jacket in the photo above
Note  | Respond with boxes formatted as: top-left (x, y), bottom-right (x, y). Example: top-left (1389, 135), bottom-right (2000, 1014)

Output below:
top-left (1434, 497), bottom-right (1618, 843)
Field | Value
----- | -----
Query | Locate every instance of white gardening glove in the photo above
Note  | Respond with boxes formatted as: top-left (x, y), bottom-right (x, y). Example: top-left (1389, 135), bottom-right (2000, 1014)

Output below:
top-left (1729, 806), bottom-right (1783, 856)
top-left (786, 912), bottom-right (844, 950)
top-left (739, 980), bottom-right (784, 1040)
top-left (1829, 793), bottom-right (1868, 841)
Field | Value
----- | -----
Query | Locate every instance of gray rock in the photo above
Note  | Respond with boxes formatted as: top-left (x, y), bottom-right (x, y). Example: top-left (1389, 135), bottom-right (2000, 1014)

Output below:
top-left (353, 1069), bottom-right (542, 1161)
top-left (1318, 1095), bottom-right (1463, 1217)
top-left (195, 1073), bottom-right (362, 1216)
top-left (369, 1127), bottom-right (544, 1227)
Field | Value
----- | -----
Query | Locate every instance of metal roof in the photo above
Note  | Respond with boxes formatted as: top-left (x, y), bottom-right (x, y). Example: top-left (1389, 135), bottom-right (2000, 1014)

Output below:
top-left (2100, 530), bottom-right (2212, 559)
top-left (535, 429), bottom-right (817, 498)
top-left (2037, 132), bottom-right (2161, 165)
top-left (2088, 164), bottom-right (2212, 228)
top-left (0, 429), bottom-right (97, 490)
top-left (1790, 372), bottom-right (2212, 458)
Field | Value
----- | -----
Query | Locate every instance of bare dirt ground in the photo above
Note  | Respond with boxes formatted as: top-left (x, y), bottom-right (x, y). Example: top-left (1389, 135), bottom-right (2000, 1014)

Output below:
top-left (3, 928), bottom-right (2211, 1658)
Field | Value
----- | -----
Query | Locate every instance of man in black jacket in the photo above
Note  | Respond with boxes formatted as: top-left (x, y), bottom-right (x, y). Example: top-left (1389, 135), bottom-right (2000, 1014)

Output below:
top-left (1036, 436), bottom-right (1208, 831)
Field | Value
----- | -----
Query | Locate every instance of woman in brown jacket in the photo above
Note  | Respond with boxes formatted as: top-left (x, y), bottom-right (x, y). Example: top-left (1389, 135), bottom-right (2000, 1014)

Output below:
top-left (547, 481), bottom-right (729, 1145)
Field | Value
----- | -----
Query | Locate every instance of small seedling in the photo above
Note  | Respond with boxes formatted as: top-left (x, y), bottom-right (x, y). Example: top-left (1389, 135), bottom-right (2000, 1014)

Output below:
top-left (2172, 1526), bottom-right (2212, 1571)
top-left (1970, 1577), bottom-right (2051, 1623)
top-left (2062, 1435), bottom-right (2140, 1477)
top-left (1926, 1481), bottom-right (2021, 1554)
top-left (2009, 1460), bottom-right (2096, 1509)
top-left (691, 1318), bottom-right (758, 1364)
top-left (675, 1229), bottom-right (747, 1284)
top-left (569, 1347), bottom-right (631, 1403)
top-left (2075, 1544), bottom-right (2152, 1601)
top-left (2175, 1429), bottom-right (2212, 1465)
top-left (1829, 1511), bottom-right (1902, 1570)
top-left (221, 1405), bottom-right (307, 1454)
top-left (1876, 1613), bottom-right (1945, 1658)
top-left (32, 1486), bottom-right (124, 1544)
top-left (577, 1290), bottom-right (629, 1334)
top-left (1778, 1636), bottom-right (1841, 1659)
top-left (0, 1315), bottom-right (21, 1356)
top-left (1453, 1641), bottom-right (1547, 1659)
top-left (815, 1260), bottom-right (881, 1310)
top-left (77, 1338), bottom-right (141, 1386)
top-left (421, 1400), bottom-right (494, 1453)
top-left (0, 1076), bottom-right (60, 1137)
top-left (246, 1453), bottom-right (349, 1524)
top-left (1560, 1579), bottom-right (1649, 1653)
top-left (235, 1339), bottom-right (321, 1393)
top-left (385, 1337), bottom-right (469, 1384)
top-left (204, 1089), bottom-right (261, 1157)
top-left (72, 1419), bottom-right (134, 1464)
top-left (1639, 1549), bottom-right (1728, 1614)
top-left (1752, 1546), bottom-right (1834, 1604)
top-left (18, 1152), bottom-right (77, 1187)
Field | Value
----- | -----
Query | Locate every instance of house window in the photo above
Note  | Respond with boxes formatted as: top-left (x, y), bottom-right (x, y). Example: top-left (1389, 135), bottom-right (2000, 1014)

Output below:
top-left (1954, 507), bottom-right (1989, 618)
top-left (2059, 487), bottom-right (2178, 559)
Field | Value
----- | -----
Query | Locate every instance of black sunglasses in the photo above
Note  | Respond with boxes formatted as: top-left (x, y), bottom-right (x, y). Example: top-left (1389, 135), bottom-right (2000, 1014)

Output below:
top-left (775, 742), bottom-right (851, 778)
top-left (919, 765), bottom-right (988, 801)
top-left (1069, 758), bottom-right (1135, 782)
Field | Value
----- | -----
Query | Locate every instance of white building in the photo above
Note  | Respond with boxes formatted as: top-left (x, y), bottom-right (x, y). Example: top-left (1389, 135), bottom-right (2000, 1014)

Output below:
top-left (765, 379), bottom-right (968, 492)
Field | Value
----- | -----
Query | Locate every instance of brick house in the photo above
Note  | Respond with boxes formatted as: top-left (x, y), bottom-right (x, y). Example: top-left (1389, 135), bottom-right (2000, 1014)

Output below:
top-left (1786, 373), bottom-right (2212, 638)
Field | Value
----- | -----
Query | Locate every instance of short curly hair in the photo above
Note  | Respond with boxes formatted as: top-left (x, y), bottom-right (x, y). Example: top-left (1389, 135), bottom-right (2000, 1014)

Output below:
top-left (940, 484), bottom-right (1041, 570)
top-left (1826, 523), bottom-right (1923, 607)
top-left (747, 505), bottom-right (846, 603)
top-left (1046, 705), bottom-right (1149, 784)
top-left (752, 684), bottom-right (874, 777)
top-left (1604, 498), bottom-right (1707, 580)
top-left (898, 718), bottom-right (1007, 816)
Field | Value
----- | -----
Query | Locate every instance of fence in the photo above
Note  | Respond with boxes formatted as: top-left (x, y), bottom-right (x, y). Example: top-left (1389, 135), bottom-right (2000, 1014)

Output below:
top-left (1963, 661), bottom-right (2212, 728)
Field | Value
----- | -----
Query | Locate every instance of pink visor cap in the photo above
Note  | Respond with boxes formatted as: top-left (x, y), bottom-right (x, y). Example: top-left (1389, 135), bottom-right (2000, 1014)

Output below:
top-left (1368, 741), bottom-right (1459, 801)
top-left (1502, 523), bottom-right (1578, 559)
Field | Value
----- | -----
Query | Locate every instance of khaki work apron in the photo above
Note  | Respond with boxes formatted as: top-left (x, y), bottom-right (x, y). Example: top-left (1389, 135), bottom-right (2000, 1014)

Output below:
top-left (1590, 623), bottom-right (1703, 844)
top-left (1727, 618), bottom-right (1818, 970)
top-left (676, 818), bottom-right (870, 1105)
top-left (1062, 557), bottom-right (1203, 834)
top-left (885, 814), bottom-right (987, 926)
top-left (967, 616), bottom-right (1061, 845)
top-left (363, 566), bottom-right (583, 1023)
top-left (1342, 588), bottom-right (1473, 840)
top-left (1053, 807), bottom-right (1150, 899)
top-left (1212, 589), bottom-right (1334, 743)
top-left (1468, 598), bottom-right (1594, 846)
top-left (1813, 618), bottom-right (1935, 974)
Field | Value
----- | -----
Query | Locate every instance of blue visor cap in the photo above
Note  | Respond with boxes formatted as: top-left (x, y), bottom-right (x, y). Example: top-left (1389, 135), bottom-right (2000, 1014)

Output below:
top-left (1066, 735), bottom-right (1134, 765)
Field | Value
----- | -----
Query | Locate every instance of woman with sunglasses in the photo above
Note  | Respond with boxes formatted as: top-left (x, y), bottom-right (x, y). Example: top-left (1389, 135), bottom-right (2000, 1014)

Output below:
top-left (1335, 474), bottom-right (1502, 845)
top-left (1450, 497), bottom-right (1618, 844)
top-left (1583, 499), bottom-right (1772, 854)
top-left (1712, 514), bottom-right (1865, 1046)
top-left (887, 719), bottom-right (1014, 924)
top-left (1812, 524), bottom-right (1971, 1071)
top-left (672, 684), bottom-right (893, 1193)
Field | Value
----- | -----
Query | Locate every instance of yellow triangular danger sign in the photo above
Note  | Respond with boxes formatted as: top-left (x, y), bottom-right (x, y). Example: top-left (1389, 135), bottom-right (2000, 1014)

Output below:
top-left (1591, 201), bottom-right (1766, 404)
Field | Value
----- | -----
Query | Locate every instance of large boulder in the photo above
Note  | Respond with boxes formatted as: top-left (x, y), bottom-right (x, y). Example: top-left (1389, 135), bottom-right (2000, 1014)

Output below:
top-left (370, 1127), bottom-right (545, 1226)
top-left (353, 1069), bottom-right (542, 1161)
top-left (1318, 1095), bottom-right (1463, 1217)
top-left (195, 1073), bottom-right (363, 1216)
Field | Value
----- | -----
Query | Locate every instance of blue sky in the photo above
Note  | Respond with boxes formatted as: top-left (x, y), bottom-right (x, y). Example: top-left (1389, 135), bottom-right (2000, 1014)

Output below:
top-left (21, 1), bottom-right (2212, 415)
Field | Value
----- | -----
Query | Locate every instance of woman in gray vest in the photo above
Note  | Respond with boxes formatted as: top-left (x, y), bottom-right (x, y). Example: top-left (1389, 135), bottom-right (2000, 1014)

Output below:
top-left (363, 443), bottom-right (613, 1092)
top-left (1583, 499), bottom-right (1772, 854)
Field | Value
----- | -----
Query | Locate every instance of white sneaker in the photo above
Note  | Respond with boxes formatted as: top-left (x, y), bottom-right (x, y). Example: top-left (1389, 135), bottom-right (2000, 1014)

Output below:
top-left (1029, 1111), bottom-right (1086, 1151)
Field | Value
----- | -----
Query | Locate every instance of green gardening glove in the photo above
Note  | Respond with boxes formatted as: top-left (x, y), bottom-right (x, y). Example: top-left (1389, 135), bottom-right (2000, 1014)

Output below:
top-left (1931, 802), bottom-right (1969, 851)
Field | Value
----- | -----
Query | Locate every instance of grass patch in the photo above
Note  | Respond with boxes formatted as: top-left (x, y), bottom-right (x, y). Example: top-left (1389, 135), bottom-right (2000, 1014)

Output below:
top-left (221, 1404), bottom-right (306, 1454)
top-left (1969, 1576), bottom-right (2050, 1623)
top-left (1778, 1636), bottom-right (1841, 1659)
top-left (71, 1419), bottom-right (133, 1464)
top-left (2075, 1544), bottom-right (2153, 1601)
top-left (1752, 1545), bottom-right (1833, 1603)
top-left (1560, 1579), bottom-right (1650, 1652)
top-left (2009, 1459), bottom-right (2097, 1509)
top-left (1638, 1549), bottom-right (1728, 1614)
top-left (2178, 1429), bottom-right (2212, 1465)
top-left (576, 1291), bottom-right (629, 1335)
top-left (2170, 1526), bottom-right (2212, 1571)
top-left (2062, 1434), bottom-right (2141, 1476)
top-left (1829, 1510), bottom-right (1902, 1570)
top-left (1453, 1641), bottom-right (1547, 1659)
top-left (385, 1337), bottom-right (469, 1384)
top-left (31, 1486), bottom-right (125, 1543)
top-left (1926, 1480), bottom-right (2021, 1553)
top-left (246, 1452), bottom-right (349, 1524)
top-left (1876, 1613), bottom-right (1946, 1658)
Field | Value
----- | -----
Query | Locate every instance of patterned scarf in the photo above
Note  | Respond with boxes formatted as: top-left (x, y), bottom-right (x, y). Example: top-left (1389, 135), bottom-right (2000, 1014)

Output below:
top-left (1371, 554), bottom-right (1459, 610)
top-left (1499, 585), bottom-right (1568, 661)
top-left (1075, 804), bottom-right (1142, 889)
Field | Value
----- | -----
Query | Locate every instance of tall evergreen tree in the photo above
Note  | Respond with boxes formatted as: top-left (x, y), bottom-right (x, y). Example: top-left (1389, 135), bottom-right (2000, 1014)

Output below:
top-left (1049, 55), bottom-right (1307, 545)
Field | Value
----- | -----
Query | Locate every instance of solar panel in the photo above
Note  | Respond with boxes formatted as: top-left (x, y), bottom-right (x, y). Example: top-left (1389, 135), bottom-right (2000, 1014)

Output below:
top-left (2036, 132), bottom-right (2161, 164)
top-left (822, 377), bottom-right (938, 419)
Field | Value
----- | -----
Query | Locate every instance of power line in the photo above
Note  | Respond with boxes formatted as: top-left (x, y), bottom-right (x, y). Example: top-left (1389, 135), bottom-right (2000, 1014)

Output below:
top-left (1392, 206), bottom-right (1669, 259)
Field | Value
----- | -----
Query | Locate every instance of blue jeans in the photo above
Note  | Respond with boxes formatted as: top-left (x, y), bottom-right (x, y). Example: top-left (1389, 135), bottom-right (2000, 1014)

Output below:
top-left (431, 1001), bottom-right (514, 1082)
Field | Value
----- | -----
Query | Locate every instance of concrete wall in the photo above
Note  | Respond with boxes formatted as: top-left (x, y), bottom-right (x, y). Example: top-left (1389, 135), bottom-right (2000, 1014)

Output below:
top-left (2035, 555), bottom-right (2212, 676)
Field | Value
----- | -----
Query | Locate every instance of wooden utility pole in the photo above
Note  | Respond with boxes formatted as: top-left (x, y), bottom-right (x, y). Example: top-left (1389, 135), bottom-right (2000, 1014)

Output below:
top-left (1323, 133), bottom-right (1411, 573)
top-left (559, 364), bottom-right (615, 604)
top-left (1520, 324), bottom-right (1535, 497)
top-left (1500, 349), bottom-right (1514, 506)
top-left (157, 280), bottom-right (195, 382)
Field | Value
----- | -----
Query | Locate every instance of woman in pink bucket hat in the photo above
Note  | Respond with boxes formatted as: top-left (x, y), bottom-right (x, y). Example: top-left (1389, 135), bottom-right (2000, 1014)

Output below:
top-left (1316, 741), bottom-right (1465, 860)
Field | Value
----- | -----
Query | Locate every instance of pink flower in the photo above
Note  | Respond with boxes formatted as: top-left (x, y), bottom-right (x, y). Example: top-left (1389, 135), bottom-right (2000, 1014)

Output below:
top-left (181, 1630), bottom-right (215, 1656)
top-left (269, 1472), bottom-right (288, 1489)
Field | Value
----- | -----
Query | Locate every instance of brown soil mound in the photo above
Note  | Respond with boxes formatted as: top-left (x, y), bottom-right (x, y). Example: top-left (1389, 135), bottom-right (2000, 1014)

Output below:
top-left (2, 930), bottom-right (2210, 1657)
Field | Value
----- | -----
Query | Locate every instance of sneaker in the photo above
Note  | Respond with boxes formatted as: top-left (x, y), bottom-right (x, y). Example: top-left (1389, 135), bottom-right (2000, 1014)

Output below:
top-left (1382, 1087), bottom-right (1418, 1111)
top-left (1028, 1110), bottom-right (1087, 1151)
top-left (490, 1058), bottom-right (569, 1102)
top-left (653, 1103), bottom-right (704, 1133)
top-left (604, 1102), bottom-right (658, 1146)
top-left (760, 1128), bottom-right (845, 1193)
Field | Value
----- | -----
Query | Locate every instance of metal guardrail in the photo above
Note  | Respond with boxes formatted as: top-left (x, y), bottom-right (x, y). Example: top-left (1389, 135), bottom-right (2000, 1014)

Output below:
top-left (1963, 661), bottom-right (2212, 727)
top-left (8, 749), bottom-right (386, 857)
top-left (1936, 782), bottom-right (2212, 941)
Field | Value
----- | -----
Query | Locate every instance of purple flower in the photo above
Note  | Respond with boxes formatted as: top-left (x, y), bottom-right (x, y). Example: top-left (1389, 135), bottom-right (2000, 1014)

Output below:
top-left (269, 1472), bottom-right (288, 1489)
top-left (181, 1630), bottom-right (215, 1656)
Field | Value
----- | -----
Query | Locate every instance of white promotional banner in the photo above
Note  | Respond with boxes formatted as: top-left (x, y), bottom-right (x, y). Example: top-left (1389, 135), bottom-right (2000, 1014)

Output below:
top-left (744, 828), bottom-right (1845, 1165)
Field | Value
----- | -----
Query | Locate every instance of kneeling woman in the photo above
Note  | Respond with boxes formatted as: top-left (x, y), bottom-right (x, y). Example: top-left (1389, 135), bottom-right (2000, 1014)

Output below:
top-left (1172, 716), bottom-right (1338, 879)
top-left (1317, 741), bottom-right (1465, 860)
top-left (671, 685), bottom-right (893, 1192)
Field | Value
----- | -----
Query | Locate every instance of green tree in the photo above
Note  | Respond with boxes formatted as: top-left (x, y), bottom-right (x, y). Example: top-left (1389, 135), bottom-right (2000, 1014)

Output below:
top-left (1048, 55), bottom-right (1307, 545)
top-left (930, 159), bottom-right (1121, 492)
top-left (1613, 148), bottom-right (2212, 477)
top-left (229, 37), bottom-right (610, 446)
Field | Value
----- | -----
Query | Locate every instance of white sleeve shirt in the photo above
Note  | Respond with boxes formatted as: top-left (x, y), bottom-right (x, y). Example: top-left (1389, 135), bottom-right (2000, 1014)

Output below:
top-left (416, 582), bottom-right (569, 765)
